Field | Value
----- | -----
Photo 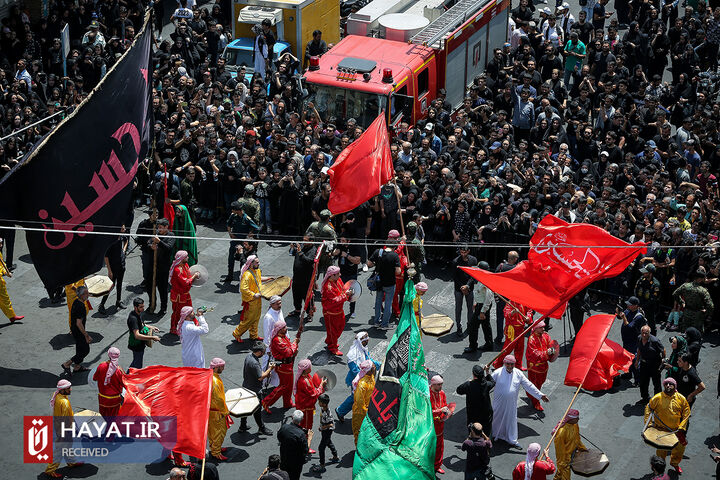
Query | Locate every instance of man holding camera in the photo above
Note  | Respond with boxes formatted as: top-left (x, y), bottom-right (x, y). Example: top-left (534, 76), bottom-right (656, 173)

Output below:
top-left (462, 423), bottom-right (493, 480)
top-left (241, 341), bottom-right (274, 436)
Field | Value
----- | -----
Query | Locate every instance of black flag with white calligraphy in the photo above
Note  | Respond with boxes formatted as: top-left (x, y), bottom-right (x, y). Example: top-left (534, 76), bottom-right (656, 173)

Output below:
top-left (0, 12), bottom-right (153, 290)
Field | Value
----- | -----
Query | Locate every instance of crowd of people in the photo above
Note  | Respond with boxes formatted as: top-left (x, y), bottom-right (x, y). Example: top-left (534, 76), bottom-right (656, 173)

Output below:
top-left (1, 0), bottom-right (720, 478)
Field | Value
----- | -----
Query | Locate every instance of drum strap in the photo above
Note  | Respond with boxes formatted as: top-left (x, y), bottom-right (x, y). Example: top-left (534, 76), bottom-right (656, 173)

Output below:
top-left (645, 409), bottom-right (682, 434)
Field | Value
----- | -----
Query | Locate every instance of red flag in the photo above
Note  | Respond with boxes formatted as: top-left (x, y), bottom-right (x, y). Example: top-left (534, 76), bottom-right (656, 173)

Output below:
top-left (564, 314), bottom-right (633, 391)
top-left (163, 164), bottom-right (175, 230)
top-left (327, 114), bottom-right (394, 215)
top-left (119, 365), bottom-right (213, 458)
top-left (460, 215), bottom-right (646, 317)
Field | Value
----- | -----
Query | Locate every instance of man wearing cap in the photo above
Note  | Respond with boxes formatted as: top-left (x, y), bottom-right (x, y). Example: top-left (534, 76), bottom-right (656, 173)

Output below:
top-left (45, 380), bottom-right (81, 477)
top-left (224, 201), bottom-right (260, 283)
top-left (305, 209), bottom-right (337, 274)
top-left (234, 255), bottom-right (271, 343)
top-left (557, 2), bottom-right (574, 35)
top-left (321, 266), bottom-right (349, 356)
top-left (466, 261), bottom-right (495, 353)
top-left (553, 409), bottom-right (587, 480)
top-left (492, 355), bottom-right (549, 448)
top-left (430, 375), bottom-right (454, 474)
top-left (673, 268), bottom-right (714, 332)
top-left (263, 321), bottom-right (299, 411)
top-left (452, 245), bottom-right (477, 338)
top-left (169, 250), bottom-right (200, 335)
top-left (208, 358), bottom-right (231, 460)
top-left (92, 347), bottom-right (124, 418)
top-left (636, 325), bottom-right (666, 403)
top-left (456, 364), bottom-right (495, 434)
top-left (635, 263), bottom-right (661, 334)
top-left (644, 378), bottom-right (691, 475)
top-left (618, 296), bottom-right (646, 382)
top-left (525, 322), bottom-right (555, 411)
top-left (239, 184), bottom-right (260, 225)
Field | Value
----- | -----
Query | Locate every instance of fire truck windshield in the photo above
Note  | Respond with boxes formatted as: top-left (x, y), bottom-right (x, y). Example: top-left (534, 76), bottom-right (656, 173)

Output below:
top-left (306, 83), bottom-right (387, 129)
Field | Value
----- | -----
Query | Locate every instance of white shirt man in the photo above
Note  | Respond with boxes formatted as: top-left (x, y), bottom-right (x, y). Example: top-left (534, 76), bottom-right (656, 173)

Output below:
top-left (261, 295), bottom-right (284, 388)
top-left (491, 354), bottom-right (548, 447)
top-left (180, 309), bottom-right (209, 368)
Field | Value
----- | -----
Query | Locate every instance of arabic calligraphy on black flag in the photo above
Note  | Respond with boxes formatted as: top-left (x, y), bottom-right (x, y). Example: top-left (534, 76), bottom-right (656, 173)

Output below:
top-left (0, 11), bottom-right (153, 290)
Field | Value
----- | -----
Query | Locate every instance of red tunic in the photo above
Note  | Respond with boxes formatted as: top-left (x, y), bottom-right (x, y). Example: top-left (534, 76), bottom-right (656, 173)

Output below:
top-left (493, 302), bottom-right (533, 369)
top-left (270, 335), bottom-right (298, 361)
top-left (512, 458), bottom-right (556, 480)
top-left (430, 389), bottom-right (450, 470)
top-left (392, 242), bottom-right (409, 316)
top-left (294, 374), bottom-right (324, 429)
top-left (93, 361), bottom-right (124, 417)
top-left (322, 278), bottom-right (347, 352)
top-left (526, 332), bottom-right (552, 374)
top-left (170, 264), bottom-right (194, 301)
top-left (262, 336), bottom-right (298, 410)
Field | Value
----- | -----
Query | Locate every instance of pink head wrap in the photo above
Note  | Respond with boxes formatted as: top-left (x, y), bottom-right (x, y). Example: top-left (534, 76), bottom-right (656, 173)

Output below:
top-left (178, 306), bottom-right (195, 342)
top-left (270, 319), bottom-right (287, 339)
top-left (210, 358), bottom-right (225, 369)
top-left (104, 347), bottom-right (121, 385)
top-left (168, 250), bottom-right (189, 283)
top-left (504, 354), bottom-right (516, 364)
top-left (241, 255), bottom-right (258, 276)
top-left (430, 375), bottom-right (444, 386)
top-left (552, 408), bottom-right (579, 435)
top-left (533, 321), bottom-right (546, 330)
top-left (525, 443), bottom-right (542, 480)
top-left (663, 377), bottom-right (677, 387)
top-left (352, 359), bottom-right (374, 391)
top-left (322, 265), bottom-right (341, 290)
top-left (294, 359), bottom-right (312, 395)
top-left (51, 379), bottom-right (72, 407)
top-left (388, 229), bottom-right (400, 239)
top-left (415, 282), bottom-right (429, 292)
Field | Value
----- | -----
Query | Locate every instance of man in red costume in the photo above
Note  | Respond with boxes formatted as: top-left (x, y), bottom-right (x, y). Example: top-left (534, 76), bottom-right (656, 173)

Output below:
top-left (430, 375), bottom-right (454, 475)
top-left (321, 265), bottom-right (349, 356)
top-left (525, 321), bottom-right (554, 411)
top-left (92, 347), bottom-right (124, 417)
top-left (169, 250), bottom-right (199, 335)
top-left (389, 230), bottom-right (408, 317)
top-left (294, 358), bottom-right (327, 453)
top-left (494, 301), bottom-right (533, 370)
top-left (262, 320), bottom-right (298, 411)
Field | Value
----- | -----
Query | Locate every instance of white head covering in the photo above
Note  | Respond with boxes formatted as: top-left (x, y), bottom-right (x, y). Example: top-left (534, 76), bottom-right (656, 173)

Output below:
top-left (104, 347), bottom-right (121, 385)
top-left (178, 306), bottom-right (195, 343)
top-left (525, 443), bottom-right (542, 480)
top-left (352, 360), bottom-right (374, 391)
top-left (347, 331), bottom-right (370, 365)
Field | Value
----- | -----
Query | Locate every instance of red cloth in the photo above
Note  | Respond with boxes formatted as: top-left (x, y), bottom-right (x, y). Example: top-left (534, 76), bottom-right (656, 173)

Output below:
top-left (327, 114), bottom-right (395, 215)
top-left (526, 332), bottom-right (552, 374)
top-left (263, 335), bottom-right (299, 408)
top-left (527, 370), bottom-right (548, 410)
top-left (430, 389), bottom-right (448, 470)
top-left (270, 335), bottom-right (299, 361)
top-left (564, 314), bottom-right (634, 391)
top-left (93, 361), bottom-right (124, 417)
top-left (119, 365), bottom-right (213, 459)
top-left (493, 303), bottom-right (532, 369)
top-left (324, 310), bottom-right (345, 352)
top-left (170, 264), bottom-right (194, 334)
top-left (512, 458), bottom-right (556, 480)
top-left (460, 215), bottom-right (646, 318)
top-left (322, 278), bottom-right (347, 351)
top-left (392, 243), bottom-right (408, 316)
top-left (294, 374), bottom-right (323, 429)
top-left (163, 165), bottom-right (175, 230)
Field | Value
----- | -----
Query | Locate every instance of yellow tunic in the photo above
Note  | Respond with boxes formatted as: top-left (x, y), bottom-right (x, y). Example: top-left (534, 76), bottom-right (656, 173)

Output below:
top-left (233, 268), bottom-right (263, 339)
top-left (644, 391), bottom-right (691, 467)
top-left (553, 423), bottom-right (586, 480)
top-left (65, 279), bottom-right (90, 330)
top-left (0, 251), bottom-right (16, 319)
top-left (352, 374), bottom-right (376, 444)
top-left (208, 373), bottom-right (229, 456)
top-left (45, 394), bottom-right (74, 474)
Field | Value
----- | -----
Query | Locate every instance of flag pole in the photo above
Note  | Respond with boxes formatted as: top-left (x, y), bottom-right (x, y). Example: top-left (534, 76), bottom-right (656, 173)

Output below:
top-left (296, 244), bottom-right (324, 342)
top-left (392, 178), bottom-right (406, 238)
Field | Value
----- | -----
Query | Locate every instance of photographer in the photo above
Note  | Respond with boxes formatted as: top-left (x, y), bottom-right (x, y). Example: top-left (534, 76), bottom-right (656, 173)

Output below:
top-left (240, 341), bottom-right (275, 436)
top-left (462, 422), bottom-right (493, 480)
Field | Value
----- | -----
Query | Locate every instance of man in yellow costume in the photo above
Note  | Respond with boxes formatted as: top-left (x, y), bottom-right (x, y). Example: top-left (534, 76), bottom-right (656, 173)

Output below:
top-left (45, 380), bottom-right (83, 478)
top-left (233, 255), bottom-right (271, 342)
top-left (65, 279), bottom-right (90, 330)
top-left (644, 377), bottom-right (691, 475)
top-left (208, 357), bottom-right (232, 461)
top-left (352, 360), bottom-right (376, 444)
top-left (0, 250), bottom-right (22, 322)
top-left (552, 408), bottom-right (587, 480)
top-left (413, 282), bottom-right (428, 331)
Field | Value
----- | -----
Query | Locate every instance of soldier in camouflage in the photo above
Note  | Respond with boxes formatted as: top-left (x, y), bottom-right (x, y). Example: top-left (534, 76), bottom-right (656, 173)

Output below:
top-left (673, 267), bottom-right (714, 332)
top-left (635, 263), bottom-right (661, 334)
top-left (305, 209), bottom-right (337, 274)
top-left (405, 222), bottom-right (425, 283)
top-left (239, 184), bottom-right (260, 225)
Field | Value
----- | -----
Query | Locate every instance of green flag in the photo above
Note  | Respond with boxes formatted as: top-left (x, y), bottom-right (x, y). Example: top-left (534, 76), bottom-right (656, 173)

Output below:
top-left (353, 280), bottom-right (436, 479)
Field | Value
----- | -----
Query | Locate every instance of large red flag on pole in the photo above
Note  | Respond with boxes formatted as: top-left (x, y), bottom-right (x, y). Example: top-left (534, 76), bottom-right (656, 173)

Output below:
top-left (119, 365), bottom-right (213, 458)
top-left (461, 215), bottom-right (646, 317)
top-left (565, 314), bottom-right (633, 391)
top-left (327, 114), bottom-right (394, 215)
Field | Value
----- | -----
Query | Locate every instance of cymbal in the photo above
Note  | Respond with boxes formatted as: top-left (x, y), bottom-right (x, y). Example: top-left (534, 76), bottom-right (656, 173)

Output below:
top-left (190, 264), bottom-right (209, 286)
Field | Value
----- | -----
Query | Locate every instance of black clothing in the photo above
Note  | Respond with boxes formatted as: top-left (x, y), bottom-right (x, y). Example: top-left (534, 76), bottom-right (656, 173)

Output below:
top-left (292, 244), bottom-right (317, 311)
top-left (637, 334), bottom-right (664, 399)
top-left (70, 298), bottom-right (89, 365)
top-left (369, 248), bottom-right (401, 287)
top-left (456, 374), bottom-right (496, 435)
top-left (277, 422), bottom-right (308, 480)
top-left (452, 254), bottom-right (478, 291)
top-left (260, 469), bottom-right (290, 480)
top-left (127, 310), bottom-right (146, 353)
top-left (671, 366), bottom-right (702, 404)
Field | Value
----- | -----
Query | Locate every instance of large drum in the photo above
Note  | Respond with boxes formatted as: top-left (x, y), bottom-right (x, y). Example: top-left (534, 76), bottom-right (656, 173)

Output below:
top-left (260, 276), bottom-right (292, 300)
top-left (421, 314), bottom-right (454, 336)
top-left (642, 426), bottom-right (679, 450)
top-left (226, 388), bottom-right (261, 418)
top-left (570, 449), bottom-right (609, 477)
top-left (86, 275), bottom-right (114, 297)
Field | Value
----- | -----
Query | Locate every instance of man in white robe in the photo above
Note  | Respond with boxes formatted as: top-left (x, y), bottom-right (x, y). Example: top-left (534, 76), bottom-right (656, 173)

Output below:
top-left (261, 295), bottom-right (283, 388)
top-left (491, 354), bottom-right (549, 448)
top-left (179, 306), bottom-right (209, 368)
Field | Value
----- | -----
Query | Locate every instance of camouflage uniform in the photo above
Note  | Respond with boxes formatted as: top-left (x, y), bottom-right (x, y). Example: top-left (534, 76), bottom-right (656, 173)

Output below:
top-left (305, 210), bottom-right (337, 273)
top-left (405, 222), bottom-right (425, 282)
top-left (238, 184), bottom-right (260, 225)
top-left (634, 275), bottom-right (661, 333)
top-left (673, 281), bottom-right (714, 331)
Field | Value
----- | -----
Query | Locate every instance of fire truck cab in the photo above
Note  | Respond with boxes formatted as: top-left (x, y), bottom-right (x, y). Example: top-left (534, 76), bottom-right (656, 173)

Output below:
top-left (302, 0), bottom-right (510, 130)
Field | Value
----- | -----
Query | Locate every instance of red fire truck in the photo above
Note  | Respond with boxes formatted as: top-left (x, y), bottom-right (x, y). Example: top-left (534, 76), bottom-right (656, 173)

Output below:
top-left (302, 0), bottom-right (510, 129)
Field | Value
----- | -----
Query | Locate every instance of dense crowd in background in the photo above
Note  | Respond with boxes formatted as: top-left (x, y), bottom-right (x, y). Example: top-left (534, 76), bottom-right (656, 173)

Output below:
top-left (1, 0), bottom-right (720, 334)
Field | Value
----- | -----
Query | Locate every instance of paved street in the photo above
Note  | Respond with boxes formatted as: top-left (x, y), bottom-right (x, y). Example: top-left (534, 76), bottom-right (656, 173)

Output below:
top-left (1, 208), bottom-right (718, 480)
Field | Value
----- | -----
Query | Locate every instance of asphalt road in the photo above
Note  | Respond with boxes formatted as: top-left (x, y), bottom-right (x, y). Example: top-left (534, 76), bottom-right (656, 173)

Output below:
top-left (1, 205), bottom-right (718, 480)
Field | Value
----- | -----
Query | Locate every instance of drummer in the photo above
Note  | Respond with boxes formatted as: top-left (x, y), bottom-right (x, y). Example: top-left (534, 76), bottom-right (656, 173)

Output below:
top-left (321, 266), bottom-right (350, 356)
top-left (334, 225), bottom-right (362, 319)
top-left (525, 321), bottom-right (555, 411)
top-left (240, 342), bottom-right (274, 436)
top-left (552, 409), bottom-right (587, 480)
top-left (644, 377), bottom-right (691, 475)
